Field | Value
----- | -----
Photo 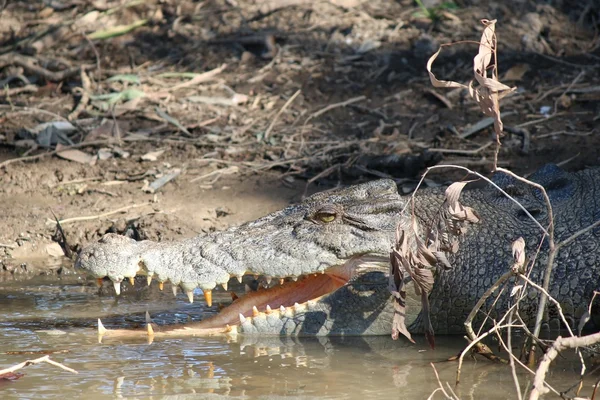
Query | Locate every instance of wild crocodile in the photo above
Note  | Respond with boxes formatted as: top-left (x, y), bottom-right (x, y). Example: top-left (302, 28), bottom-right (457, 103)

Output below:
top-left (76, 165), bottom-right (600, 339)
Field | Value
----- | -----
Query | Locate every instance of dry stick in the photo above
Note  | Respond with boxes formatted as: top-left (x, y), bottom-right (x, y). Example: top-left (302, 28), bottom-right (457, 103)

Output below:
top-left (2, 84), bottom-right (38, 96)
top-left (456, 271), bottom-right (514, 384)
top-left (553, 70), bottom-right (585, 115)
top-left (518, 274), bottom-right (575, 337)
top-left (492, 322), bottom-right (562, 397)
top-left (303, 95), bottom-right (366, 126)
top-left (429, 142), bottom-right (493, 155)
top-left (165, 64), bottom-right (227, 92)
top-left (525, 218), bottom-right (600, 370)
top-left (457, 320), bottom-right (519, 384)
top-left (0, 355), bottom-right (78, 375)
top-left (264, 89), bottom-right (301, 140)
top-left (495, 167), bottom-right (556, 364)
top-left (403, 165), bottom-right (549, 237)
top-left (506, 309), bottom-right (523, 400)
top-left (47, 202), bottom-right (151, 225)
top-left (0, 53), bottom-right (95, 82)
top-left (530, 332), bottom-right (600, 400)
top-left (428, 363), bottom-right (456, 400)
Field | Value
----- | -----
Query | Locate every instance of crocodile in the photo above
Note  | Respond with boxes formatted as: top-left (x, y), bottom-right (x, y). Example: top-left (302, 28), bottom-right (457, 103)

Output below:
top-left (76, 165), bottom-right (600, 339)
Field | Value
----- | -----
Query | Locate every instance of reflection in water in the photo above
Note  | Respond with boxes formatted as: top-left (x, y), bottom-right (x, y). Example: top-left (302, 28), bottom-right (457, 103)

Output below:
top-left (0, 277), bottom-right (589, 399)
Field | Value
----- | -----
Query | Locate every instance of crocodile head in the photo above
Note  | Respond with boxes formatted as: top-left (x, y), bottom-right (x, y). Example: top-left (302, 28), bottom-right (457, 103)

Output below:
top-left (76, 179), bottom-right (407, 339)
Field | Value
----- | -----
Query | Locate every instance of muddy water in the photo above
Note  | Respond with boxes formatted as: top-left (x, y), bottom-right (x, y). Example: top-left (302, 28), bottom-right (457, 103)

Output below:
top-left (0, 274), bottom-right (590, 400)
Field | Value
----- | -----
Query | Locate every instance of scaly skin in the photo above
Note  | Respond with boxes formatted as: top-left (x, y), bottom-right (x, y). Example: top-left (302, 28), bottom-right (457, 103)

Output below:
top-left (77, 165), bottom-right (600, 337)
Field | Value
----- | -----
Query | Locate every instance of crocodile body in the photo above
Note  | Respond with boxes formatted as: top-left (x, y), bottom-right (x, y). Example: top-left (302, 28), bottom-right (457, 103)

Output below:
top-left (76, 165), bottom-right (600, 338)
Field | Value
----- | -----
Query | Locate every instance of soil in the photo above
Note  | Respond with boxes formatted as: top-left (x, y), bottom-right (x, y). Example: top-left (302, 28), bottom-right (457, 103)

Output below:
top-left (0, 0), bottom-right (599, 275)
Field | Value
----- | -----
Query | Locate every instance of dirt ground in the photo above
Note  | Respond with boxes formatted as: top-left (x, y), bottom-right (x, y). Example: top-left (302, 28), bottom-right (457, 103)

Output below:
top-left (0, 0), bottom-right (599, 273)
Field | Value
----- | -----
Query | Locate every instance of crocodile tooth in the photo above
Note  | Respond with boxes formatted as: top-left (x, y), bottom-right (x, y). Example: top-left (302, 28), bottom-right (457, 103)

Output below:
top-left (253, 274), bottom-right (259, 281)
top-left (291, 276), bottom-right (298, 282)
top-left (158, 282), bottom-right (164, 291)
top-left (96, 278), bottom-right (103, 287)
top-left (280, 305), bottom-right (286, 313)
top-left (128, 277), bottom-right (135, 286)
top-left (221, 282), bottom-right (228, 291)
top-left (187, 291), bottom-right (195, 304)
top-left (244, 284), bottom-right (251, 293)
top-left (98, 318), bottom-right (107, 335)
top-left (279, 278), bottom-right (285, 285)
top-left (204, 290), bottom-right (212, 307)
top-left (172, 285), bottom-right (178, 297)
top-left (145, 311), bottom-right (152, 323)
top-left (239, 314), bottom-right (246, 324)
top-left (265, 305), bottom-right (272, 314)
top-left (320, 270), bottom-right (325, 274)
top-left (147, 322), bottom-right (154, 336)
top-left (226, 324), bottom-right (233, 332)
top-left (147, 274), bottom-right (153, 286)
top-left (231, 292), bottom-right (239, 301)
top-left (236, 275), bottom-right (243, 283)
top-left (294, 302), bottom-right (307, 313)
top-left (252, 306), bottom-right (259, 317)
top-left (227, 324), bottom-right (238, 336)
top-left (113, 281), bottom-right (121, 295)
top-left (265, 276), bottom-right (272, 285)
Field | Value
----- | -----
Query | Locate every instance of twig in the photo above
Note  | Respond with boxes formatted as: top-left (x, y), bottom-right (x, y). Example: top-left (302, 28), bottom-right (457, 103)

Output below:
top-left (506, 309), bottom-right (523, 400)
top-left (407, 165), bottom-right (549, 237)
top-left (0, 53), bottom-right (94, 82)
top-left (492, 321), bottom-right (561, 397)
top-left (68, 68), bottom-right (91, 121)
top-left (264, 89), bottom-right (301, 140)
top-left (429, 142), bottom-right (493, 155)
top-left (0, 355), bottom-right (78, 376)
top-left (530, 333), bottom-right (600, 400)
top-left (46, 202), bottom-right (151, 225)
top-left (2, 84), bottom-right (38, 97)
top-left (427, 363), bottom-right (457, 400)
top-left (165, 64), bottom-right (227, 92)
top-left (518, 274), bottom-right (575, 337)
top-left (553, 70), bottom-right (585, 114)
top-left (304, 95), bottom-right (366, 126)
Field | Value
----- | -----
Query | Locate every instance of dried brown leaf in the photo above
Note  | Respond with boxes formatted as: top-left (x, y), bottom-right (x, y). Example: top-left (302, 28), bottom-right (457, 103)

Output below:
top-left (427, 47), bottom-right (469, 90)
top-left (0, 372), bottom-right (24, 381)
top-left (445, 181), bottom-right (470, 206)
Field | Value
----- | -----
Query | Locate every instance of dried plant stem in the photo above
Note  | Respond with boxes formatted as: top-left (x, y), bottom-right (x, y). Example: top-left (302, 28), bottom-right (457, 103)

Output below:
top-left (47, 202), bottom-right (151, 225)
top-left (530, 333), bottom-right (600, 400)
top-left (428, 363), bottom-right (458, 400)
top-left (506, 310), bottom-right (523, 400)
top-left (264, 89), bottom-right (301, 140)
top-left (492, 322), bottom-right (561, 397)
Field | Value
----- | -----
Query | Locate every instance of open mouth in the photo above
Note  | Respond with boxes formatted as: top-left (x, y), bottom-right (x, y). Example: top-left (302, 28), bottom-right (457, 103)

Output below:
top-left (96, 262), bottom-right (359, 342)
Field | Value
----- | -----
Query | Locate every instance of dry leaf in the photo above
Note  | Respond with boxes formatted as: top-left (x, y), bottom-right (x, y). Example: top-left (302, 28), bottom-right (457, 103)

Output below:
top-left (56, 149), bottom-right (97, 165)
top-left (502, 64), bottom-right (530, 82)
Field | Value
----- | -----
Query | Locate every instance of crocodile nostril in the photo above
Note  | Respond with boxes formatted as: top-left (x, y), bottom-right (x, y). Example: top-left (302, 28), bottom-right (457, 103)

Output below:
top-left (518, 208), bottom-right (544, 220)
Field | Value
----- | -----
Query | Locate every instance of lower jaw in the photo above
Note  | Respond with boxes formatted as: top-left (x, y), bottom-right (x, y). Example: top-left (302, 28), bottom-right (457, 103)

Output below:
top-left (96, 267), bottom-right (353, 342)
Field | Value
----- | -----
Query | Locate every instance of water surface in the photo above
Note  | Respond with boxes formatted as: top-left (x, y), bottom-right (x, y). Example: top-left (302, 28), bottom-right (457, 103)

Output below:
top-left (0, 274), bottom-right (591, 399)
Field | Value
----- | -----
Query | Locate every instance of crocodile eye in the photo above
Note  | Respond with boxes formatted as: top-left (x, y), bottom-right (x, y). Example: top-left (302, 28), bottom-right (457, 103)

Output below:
top-left (316, 212), bottom-right (336, 223)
